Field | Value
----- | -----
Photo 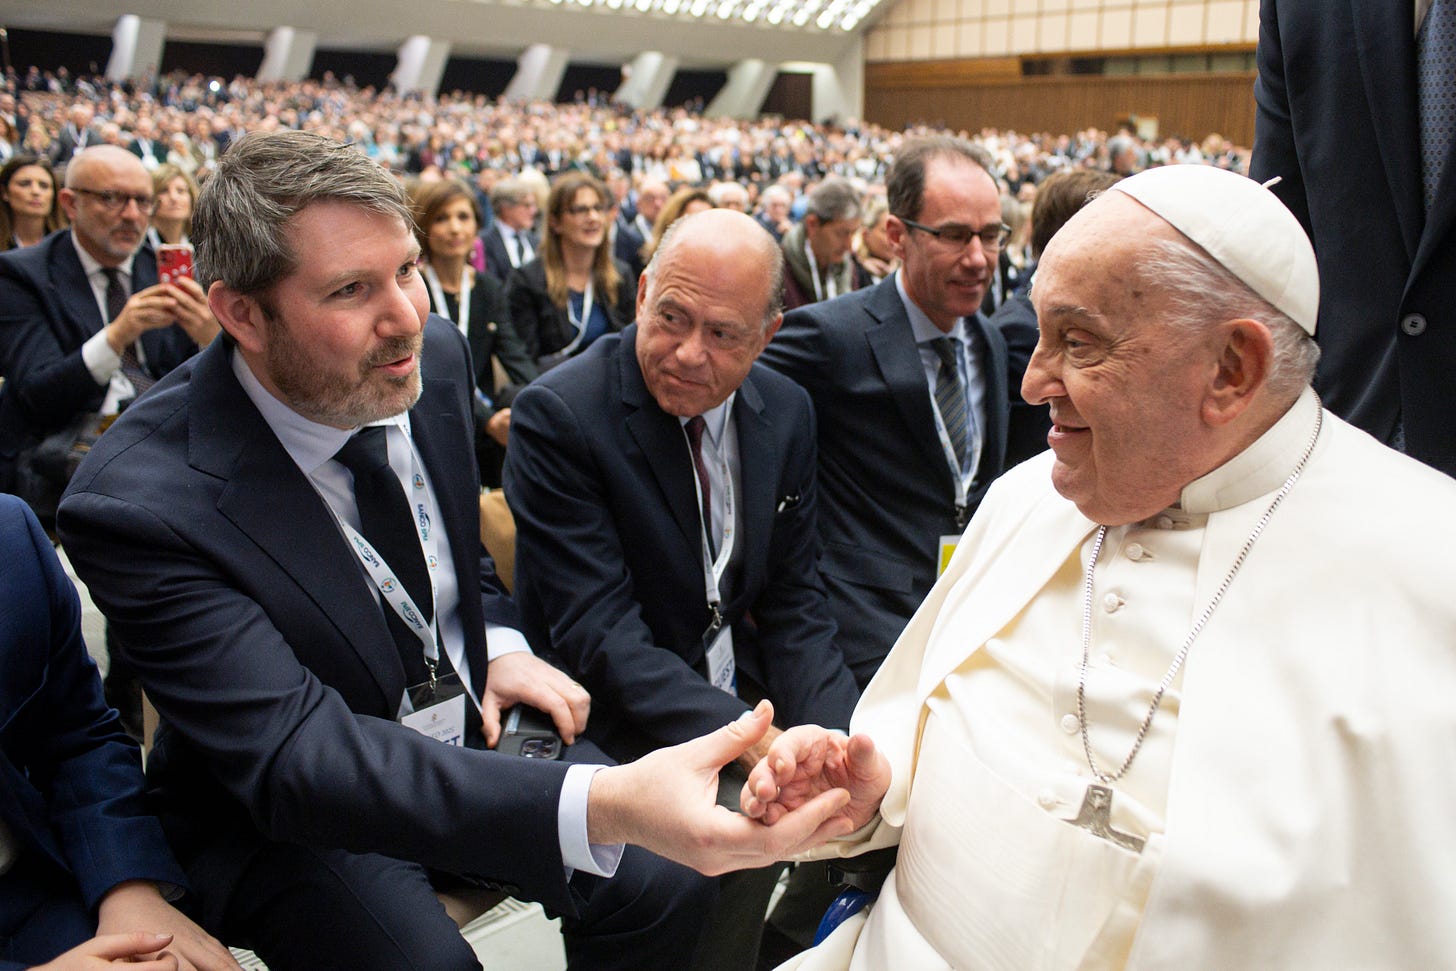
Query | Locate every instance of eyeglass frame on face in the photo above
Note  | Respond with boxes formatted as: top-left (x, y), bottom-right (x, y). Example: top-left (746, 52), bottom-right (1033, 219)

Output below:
top-left (564, 202), bottom-right (609, 218)
top-left (72, 187), bottom-right (159, 215)
top-left (898, 216), bottom-right (1011, 251)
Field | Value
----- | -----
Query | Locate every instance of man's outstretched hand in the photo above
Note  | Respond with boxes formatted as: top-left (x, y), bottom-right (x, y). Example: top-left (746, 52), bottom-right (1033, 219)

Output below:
top-left (587, 701), bottom-right (860, 875)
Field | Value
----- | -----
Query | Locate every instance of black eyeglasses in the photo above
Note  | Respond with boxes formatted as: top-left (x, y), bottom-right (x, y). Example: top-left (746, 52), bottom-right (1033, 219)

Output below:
top-left (900, 217), bottom-right (1011, 251)
top-left (73, 187), bottom-right (159, 214)
top-left (565, 203), bottom-right (609, 217)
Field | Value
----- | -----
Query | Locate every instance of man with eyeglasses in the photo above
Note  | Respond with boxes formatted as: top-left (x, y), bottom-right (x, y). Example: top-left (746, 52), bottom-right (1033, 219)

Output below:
top-left (761, 136), bottom-right (1020, 691)
top-left (0, 144), bottom-right (218, 739)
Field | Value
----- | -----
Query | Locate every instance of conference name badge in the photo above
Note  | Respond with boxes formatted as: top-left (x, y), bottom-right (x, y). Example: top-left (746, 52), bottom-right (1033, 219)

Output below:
top-left (401, 673), bottom-right (467, 746)
top-left (938, 535), bottom-right (959, 577)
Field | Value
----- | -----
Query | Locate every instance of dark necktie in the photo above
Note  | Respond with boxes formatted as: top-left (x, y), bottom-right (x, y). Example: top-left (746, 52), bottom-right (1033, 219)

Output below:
top-left (930, 337), bottom-right (969, 470)
top-left (1419, 0), bottom-right (1455, 210)
top-left (685, 415), bottom-right (715, 555)
top-left (334, 427), bottom-right (441, 684)
top-left (507, 233), bottom-right (522, 267)
top-left (102, 267), bottom-right (156, 395)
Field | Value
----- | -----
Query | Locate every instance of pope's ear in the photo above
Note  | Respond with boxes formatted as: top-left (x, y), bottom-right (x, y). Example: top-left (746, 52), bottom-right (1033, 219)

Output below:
top-left (208, 282), bottom-right (267, 354)
top-left (1204, 318), bottom-right (1272, 427)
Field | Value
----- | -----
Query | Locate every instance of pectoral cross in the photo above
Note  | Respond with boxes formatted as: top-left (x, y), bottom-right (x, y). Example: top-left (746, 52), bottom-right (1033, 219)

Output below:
top-left (1067, 784), bottom-right (1145, 854)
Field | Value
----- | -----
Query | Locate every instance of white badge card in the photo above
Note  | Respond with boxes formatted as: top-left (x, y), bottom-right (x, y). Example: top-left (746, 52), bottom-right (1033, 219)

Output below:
top-left (400, 673), bottom-right (468, 746)
top-left (938, 534), bottom-right (960, 577)
top-left (706, 626), bottom-right (736, 695)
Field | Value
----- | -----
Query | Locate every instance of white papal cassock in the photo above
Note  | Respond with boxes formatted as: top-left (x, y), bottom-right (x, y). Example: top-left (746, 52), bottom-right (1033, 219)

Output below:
top-left (783, 389), bottom-right (1456, 969)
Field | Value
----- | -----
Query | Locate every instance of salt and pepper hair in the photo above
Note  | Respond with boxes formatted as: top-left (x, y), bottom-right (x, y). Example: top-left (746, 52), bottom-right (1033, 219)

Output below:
top-left (804, 177), bottom-right (862, 224)
top-left (1138, 235), bottom-right (1320, 398)
top-left (193, 130), bottom-right (412, 299)
top-left (642, 210), bottom-right (784, 333)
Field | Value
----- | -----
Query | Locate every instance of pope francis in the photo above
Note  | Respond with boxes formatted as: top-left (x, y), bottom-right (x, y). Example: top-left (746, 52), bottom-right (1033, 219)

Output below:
top-left (742, 163), bottom-right (1456, 969)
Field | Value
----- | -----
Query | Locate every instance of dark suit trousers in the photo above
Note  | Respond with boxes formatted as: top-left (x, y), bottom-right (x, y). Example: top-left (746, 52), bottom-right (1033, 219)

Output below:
top-left (215, 736), bottom-right (716, 971)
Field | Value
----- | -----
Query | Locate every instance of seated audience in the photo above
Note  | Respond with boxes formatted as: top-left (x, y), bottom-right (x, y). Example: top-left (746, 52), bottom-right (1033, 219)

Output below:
top-left (481, 178), bottom-right (539, 283)
top-left (746, 164), bottom-right (1456, 969)
top-left (410, 177), bottom-right (537, 487)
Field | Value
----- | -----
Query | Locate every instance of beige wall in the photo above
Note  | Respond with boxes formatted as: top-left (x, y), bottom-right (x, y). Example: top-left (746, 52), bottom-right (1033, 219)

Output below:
top-left (866, 0), bottom-right (1258, 62)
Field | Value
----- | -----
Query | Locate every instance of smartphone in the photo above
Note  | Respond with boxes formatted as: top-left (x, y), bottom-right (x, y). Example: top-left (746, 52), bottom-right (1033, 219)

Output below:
top-left (157, 243), bottom-right (195, 286)
top-left (497, 705), bottom-right (563, 760)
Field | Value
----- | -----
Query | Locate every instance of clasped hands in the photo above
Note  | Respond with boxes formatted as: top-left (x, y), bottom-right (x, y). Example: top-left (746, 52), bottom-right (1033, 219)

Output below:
top-left (588, 701), bottom-right (892, 876)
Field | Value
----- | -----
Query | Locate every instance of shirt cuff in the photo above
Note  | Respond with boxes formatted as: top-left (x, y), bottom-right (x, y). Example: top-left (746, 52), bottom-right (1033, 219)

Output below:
top-left (81, 328), bottom-right (121, 385)
top-left (484, 623), bottom-right (531, 662)
top-left (559, 763), bottom-right (624, 878)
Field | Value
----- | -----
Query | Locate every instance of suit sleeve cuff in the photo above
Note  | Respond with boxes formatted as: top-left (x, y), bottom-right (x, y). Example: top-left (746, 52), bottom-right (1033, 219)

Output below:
top-left (559, 763), bottom-right (623, 878)
top-left (483, 623), bottom-right (531, 662)
top-left (82, 328), bottom-right (121, 385)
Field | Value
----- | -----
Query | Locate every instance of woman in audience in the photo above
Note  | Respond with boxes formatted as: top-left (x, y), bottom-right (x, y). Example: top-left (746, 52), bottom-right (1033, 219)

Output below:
top-left (0, 154), bottom-right (65, 250)
top-left (506, 170), bottom-right (634, 371)
top-left (411, 177), bottom-right (538, 486)
top-left (147, 162), bottom-right (197, 248)
top-left (639, 185), bottom-right (712, 264)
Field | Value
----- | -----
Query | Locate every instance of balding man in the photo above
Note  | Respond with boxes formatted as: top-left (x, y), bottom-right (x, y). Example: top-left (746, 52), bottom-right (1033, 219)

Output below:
top-left (0, 145), bottom-right (217, 517)
top-left (507, 207), bottom-right (858, 775)
top-left (745, 164), bottom-right (1456, 969)
top-left (506, 209), bottom-right (861, 967)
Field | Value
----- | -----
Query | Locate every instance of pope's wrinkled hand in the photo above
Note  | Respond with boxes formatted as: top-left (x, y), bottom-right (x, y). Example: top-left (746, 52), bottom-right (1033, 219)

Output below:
top-left (740, 725), bottom-right (891, 835)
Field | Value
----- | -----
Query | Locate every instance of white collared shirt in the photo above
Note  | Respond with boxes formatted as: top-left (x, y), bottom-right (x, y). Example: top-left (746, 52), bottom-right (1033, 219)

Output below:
top-left (73, 233), bottom-right (143, 414)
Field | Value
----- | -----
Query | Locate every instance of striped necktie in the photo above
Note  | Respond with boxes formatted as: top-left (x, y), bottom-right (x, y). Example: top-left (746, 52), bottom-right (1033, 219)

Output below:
top-left (930, 336), bottom-right (968, 470)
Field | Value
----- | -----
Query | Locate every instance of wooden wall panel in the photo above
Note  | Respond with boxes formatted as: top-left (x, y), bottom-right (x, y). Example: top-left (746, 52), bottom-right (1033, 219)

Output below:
top-left (863, 66), bottom-right (1257, 145)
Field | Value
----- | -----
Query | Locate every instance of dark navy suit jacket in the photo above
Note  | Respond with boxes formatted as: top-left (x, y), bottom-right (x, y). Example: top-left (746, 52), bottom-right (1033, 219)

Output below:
top-left (0, 230), bottom-right (198, 480)
top-left (0, 493), bottom-right (186, 963)
top-left (1253, 0), bottom-right (1456, 477)
top-left (504, 325), bottom-right (859, 763)
top-left (56, 319), bottom-right (582, 921)
top-left (759, 274), bottom-right (1014, 684)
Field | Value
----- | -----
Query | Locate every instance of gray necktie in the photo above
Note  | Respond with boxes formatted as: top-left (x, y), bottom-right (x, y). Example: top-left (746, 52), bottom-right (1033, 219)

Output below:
top-left (1419, 0), bottom-right (1455, 209)
top-left (930, 337), bottom-right (968, 470)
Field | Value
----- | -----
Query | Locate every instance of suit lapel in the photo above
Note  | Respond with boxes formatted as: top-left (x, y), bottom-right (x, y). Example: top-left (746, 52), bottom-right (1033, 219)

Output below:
top-left (864, 283), bottom-right (956, 488)
top-left (189, 343), bottom-right (403, 711)
top-left (50, 233), bottom-right (106, 348)
top-left (1351, 0), bottom-right (1424, 262)
top-left (620, 326), bottom-right (702, 552)
top-left (969, 313), bottom-right (1009, 490)
top-left (730, 371), bottom-right (775, 607)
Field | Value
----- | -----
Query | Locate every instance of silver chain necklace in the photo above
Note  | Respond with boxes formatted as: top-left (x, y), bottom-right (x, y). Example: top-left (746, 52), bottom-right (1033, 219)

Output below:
top-left (1076, 402), bottom-right (1324, 785)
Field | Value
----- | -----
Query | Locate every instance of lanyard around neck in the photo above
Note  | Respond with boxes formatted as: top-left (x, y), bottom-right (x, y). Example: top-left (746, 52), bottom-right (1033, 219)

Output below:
top-left (561, 277), bottom-right (596, 356)
top-left (324, 430), bottom-right (442, 667)
top-left (804, 236), bottom-right (839, 303)
top-left (423, 263), bottom-right (471, 338)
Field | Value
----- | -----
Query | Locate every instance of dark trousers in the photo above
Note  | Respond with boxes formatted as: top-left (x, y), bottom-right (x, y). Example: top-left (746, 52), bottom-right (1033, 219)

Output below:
top-left (215, 738), bottom-right (716, 971)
